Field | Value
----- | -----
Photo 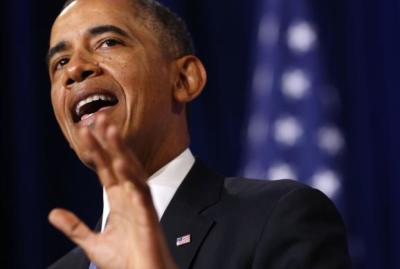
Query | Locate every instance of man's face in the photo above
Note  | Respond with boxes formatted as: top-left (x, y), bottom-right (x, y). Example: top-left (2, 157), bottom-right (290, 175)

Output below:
top-left (48, 0), bottom-right (179, 168)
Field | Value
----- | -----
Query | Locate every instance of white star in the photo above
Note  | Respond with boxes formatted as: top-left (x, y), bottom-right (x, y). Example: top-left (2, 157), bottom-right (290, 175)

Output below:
top-left (311, 169), bottom-right (341, 198)
top-left (281, 69), bottom-right (310, 100)
top-left (267, 163), bottom-right (297, 180)
top-left (274, 116), bottom-right (303, 146)
top-left (287, 21), bottom-right (317, 53)
top-left (318, 126), bottom-right (345, 155)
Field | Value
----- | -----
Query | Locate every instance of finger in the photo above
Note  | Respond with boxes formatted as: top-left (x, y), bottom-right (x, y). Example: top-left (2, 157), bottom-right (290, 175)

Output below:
top-left (106, 125), bottom-right (148, 184)
top-left (103, 126), bottom-right (157, 222)
top-left (91, 114), bottom-right (109, 150)
top-left (80, 127), bottom-right (118, 188)
top-left (48, 208), bottom-right (95, 249)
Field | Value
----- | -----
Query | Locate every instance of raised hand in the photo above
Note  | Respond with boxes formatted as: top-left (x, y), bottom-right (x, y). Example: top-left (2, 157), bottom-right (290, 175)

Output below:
top-left (49, 115), bottom-right (178, 269)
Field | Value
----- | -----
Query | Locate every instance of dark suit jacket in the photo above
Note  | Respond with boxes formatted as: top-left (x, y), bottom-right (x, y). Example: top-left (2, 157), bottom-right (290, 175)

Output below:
top-left (49, 160), bottom-right (352, 269)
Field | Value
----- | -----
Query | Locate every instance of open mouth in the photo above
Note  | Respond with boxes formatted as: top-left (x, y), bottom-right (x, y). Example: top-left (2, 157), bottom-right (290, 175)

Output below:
top-left (72, 93), bottom-right (118, 123)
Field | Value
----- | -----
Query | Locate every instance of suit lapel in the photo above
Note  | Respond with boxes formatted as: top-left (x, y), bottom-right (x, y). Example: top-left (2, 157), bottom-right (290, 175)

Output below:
top-left (161, 159), bottom-right (224, 269)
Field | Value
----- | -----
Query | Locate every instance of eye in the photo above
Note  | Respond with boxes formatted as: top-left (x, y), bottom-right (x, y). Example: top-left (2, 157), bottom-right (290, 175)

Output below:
top-left (99, 38), bottom-right (122, 48)
top-left (55, 58), bottom-right (70, 70)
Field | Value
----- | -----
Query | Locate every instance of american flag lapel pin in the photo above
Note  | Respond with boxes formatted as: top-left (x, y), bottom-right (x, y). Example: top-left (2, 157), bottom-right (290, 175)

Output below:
top-left (176, 234), bottom-right (191, 246)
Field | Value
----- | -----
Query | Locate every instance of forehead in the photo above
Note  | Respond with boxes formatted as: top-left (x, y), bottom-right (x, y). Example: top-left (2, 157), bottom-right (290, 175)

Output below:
top-left (50, 0), bottom-right (143, 45)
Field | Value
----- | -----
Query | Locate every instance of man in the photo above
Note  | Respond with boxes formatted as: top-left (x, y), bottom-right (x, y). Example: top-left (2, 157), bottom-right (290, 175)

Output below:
top-left (47, 0), bottom-right (352, 268)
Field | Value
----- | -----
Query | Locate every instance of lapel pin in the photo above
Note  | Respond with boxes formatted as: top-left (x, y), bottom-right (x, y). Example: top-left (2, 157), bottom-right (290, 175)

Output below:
top-left (176, 234), bottom-right (191, 246)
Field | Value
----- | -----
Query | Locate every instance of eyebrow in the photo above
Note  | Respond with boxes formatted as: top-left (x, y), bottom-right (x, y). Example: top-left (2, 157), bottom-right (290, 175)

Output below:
top-left (88, 24), bottom-right (129, 38)
top-left (46, 24), bottom-right (129, 66)
top-left (46, 41), bottom-right (68, 66)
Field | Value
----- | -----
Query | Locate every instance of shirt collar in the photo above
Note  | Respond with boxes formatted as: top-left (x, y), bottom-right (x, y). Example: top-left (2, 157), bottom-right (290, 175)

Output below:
top-left (101, 148), bottom-right (195, 231)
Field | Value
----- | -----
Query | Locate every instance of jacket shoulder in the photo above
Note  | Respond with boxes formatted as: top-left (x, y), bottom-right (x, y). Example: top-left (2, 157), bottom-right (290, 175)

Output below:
top-left (224, 177), bottom-right (313, 202)
top-left (220, 177), bottom-right (339, 223)
top-left (221, 178), bottom-right (351, 268)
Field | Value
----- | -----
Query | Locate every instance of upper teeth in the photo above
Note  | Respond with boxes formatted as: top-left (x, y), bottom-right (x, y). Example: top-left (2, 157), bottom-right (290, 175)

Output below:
top-left (75, 94), bottom-right (113, 115)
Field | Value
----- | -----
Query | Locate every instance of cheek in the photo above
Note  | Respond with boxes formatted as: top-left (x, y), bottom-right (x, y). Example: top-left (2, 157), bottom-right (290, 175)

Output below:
top-left (51, 88), bottom-right (67, 125)
top-left (51, 88), bottom-right (77, 149)
top-left (51, 90), bottom-right (61, 113)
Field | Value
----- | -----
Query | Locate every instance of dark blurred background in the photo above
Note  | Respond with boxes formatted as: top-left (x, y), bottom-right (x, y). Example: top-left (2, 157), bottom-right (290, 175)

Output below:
top-left (1, 0), bottom-right (399, 268)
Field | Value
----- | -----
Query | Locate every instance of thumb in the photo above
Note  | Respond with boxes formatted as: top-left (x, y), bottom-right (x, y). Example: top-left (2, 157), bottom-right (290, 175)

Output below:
top-left (49, 208), bottom-right (95, 249)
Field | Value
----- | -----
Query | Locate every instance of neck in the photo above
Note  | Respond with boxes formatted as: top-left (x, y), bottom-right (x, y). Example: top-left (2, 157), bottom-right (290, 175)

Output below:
top-left (140, 121), bottom-right (190, 176)
top-left (142, 139), bottom-right (190, 177)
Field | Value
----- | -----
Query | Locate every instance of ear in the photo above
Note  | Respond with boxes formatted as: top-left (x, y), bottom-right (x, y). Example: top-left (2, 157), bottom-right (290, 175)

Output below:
top-left (173, 55), bottom-right (207, 103)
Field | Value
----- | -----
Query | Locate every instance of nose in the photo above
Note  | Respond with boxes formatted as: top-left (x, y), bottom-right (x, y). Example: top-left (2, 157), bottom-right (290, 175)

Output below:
top-left (63, 53), bottom-right (102, 87)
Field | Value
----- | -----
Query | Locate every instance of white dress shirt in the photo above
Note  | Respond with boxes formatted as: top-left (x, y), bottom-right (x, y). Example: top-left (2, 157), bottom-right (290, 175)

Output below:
top-left (101, 149), bottom-right (195, 231)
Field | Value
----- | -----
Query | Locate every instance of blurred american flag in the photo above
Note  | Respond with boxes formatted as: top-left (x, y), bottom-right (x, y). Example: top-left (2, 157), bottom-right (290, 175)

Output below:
top-left (240, 0), bottom-right (344, 206)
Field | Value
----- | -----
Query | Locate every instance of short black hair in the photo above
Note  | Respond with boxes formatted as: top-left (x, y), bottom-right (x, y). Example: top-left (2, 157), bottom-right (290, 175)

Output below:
top-left (62, 0), bottom-right (195, 58)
